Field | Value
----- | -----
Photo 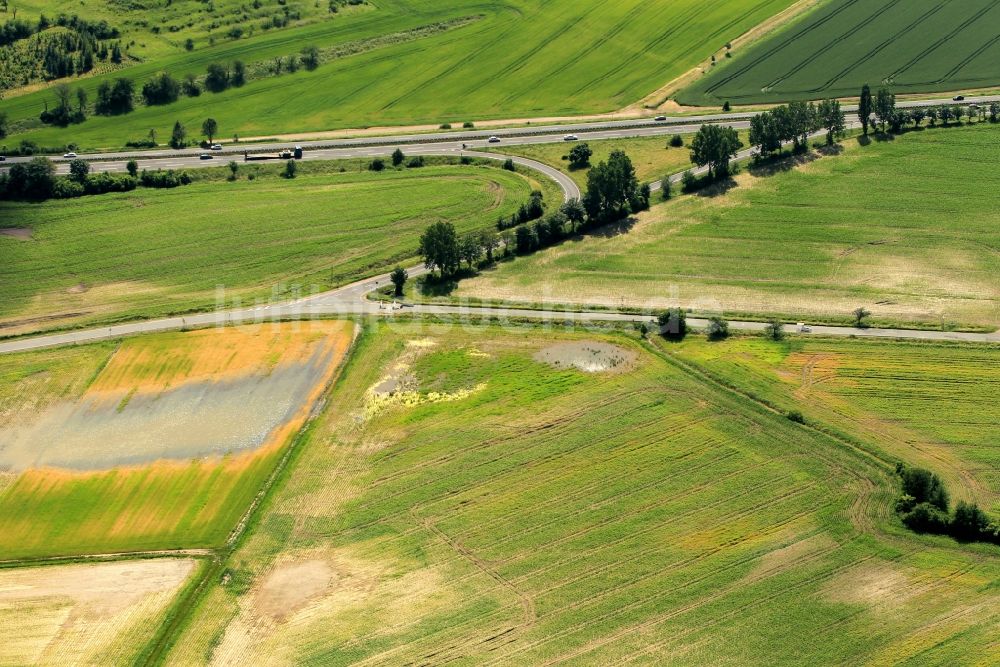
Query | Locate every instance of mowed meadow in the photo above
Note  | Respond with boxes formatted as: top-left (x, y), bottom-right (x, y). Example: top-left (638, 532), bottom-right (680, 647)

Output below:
top-left (0, 163), bottom-right (534, 336)
top-left (0, 321), bottom-right (353, 559)
top-left (4, 0), bottom-right (799, 148)
top-left (162, 323), bottom-right (1000, 665)
top-left (671, 336), bottom-right (1000, 514)
top-left (681, 0), bottom-right (1000, 105)
top-left (459, 123), bottom-right (1000, 329)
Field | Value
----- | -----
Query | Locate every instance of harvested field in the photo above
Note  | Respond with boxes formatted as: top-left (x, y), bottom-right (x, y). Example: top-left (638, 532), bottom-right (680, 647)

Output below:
top-left (0, 558), bottom-right (197, 666)
top-left (534, 341), bottom-right (636, 373)
top-left (163, 323), bottom-right (1000, 665)
top-left (0, 321), bottom-right (354, 558)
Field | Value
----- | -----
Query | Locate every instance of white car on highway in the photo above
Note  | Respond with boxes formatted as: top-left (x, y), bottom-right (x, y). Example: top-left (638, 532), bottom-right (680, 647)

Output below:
top-left (487, 136), bottom-right (501, 143)
top-left (563, 134), bottom-right (578, 141)
top-left (63, 152), bottom-right (77, 158)
top-left (211, 143), bottom-right (223, 150)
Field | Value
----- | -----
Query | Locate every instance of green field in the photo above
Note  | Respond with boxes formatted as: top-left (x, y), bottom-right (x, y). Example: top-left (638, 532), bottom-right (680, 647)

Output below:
top-left (481, 131), bottom-right (747, 190)
top-left (458, 123), bottom-right (1000, 329)
top-left (0, 162), bottom-right (536, 335)
top-left (680, 0), bottom-right (1000, 105)
top-left (1, 0), bottom-right (799, 150)
top-left (158, 322), bottom-right (1000, 665)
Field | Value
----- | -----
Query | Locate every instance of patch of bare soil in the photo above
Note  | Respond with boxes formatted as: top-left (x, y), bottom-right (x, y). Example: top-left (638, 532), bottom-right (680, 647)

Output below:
top-left (824, 563), bottom-right (915, 608)
top-left (255, 560), bottom-right (336, 621)
top-left (0, 227), bottom-right (32, 240)
top-left (534, 341), bottom-right (637, 373)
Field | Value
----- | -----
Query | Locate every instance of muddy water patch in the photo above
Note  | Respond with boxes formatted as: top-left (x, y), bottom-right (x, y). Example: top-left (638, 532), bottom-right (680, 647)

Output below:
top-left (0, 345), bottom-right (338, 471)
top-left (534, 341), bottom-right (637, 373)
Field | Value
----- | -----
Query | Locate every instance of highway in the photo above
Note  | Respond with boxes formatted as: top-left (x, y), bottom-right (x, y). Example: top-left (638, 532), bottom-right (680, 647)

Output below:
top-left (3, 93), bottom-right (998, 177)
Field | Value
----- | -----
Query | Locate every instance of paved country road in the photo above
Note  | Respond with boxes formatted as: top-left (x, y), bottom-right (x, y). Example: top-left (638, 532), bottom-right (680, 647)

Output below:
top-left (1, 261), bottom-right (996, 355)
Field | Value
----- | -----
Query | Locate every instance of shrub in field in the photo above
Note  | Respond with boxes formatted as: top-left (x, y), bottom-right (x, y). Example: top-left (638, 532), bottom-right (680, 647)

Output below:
top-left (369, 158), bottom-right (385, 172)
top-left (391, 148), bottom-right (405, 166)
top-left (852, 306), bottom-right (871, 328)
top-left (502, 158), bottom-right (515, 171)
top-left (669, 134), bottom-right (684, 148)
top-left (142, 72), bottom-right (180, 105)
top-left (284, 159), bottom-right (297, 179)
top-left (406, 155), bottom-right (425, 168)
top-left (706, 316), bottom-right (729, 340)
top-left (568, 143), bottom-right (592, 169)
top-left (786, 410), bottom-right (805, 424)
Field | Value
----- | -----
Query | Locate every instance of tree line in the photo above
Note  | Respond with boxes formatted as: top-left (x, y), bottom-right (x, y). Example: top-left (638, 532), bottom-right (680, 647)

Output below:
top-left (895, 463), bottom-right (1000, 545)
top-left (0, 156), bottom-right (192, 200)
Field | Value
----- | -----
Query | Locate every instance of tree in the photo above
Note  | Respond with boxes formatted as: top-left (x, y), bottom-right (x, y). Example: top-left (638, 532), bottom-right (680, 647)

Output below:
top-left (990, 102), bottom-right (999, 123)
top-left (965, 105), bottom-right (977, 124)
top-left (459, 234), bottom-right (482, 269)
top-left (689, 124), bottom-right (742, 179)
top-left (874, 87), bottom-right (895, 131)
top-left (951, 502), bottom-right (991, 541)
top-left (126, 159), bottom-right (138, 177)
top-left (514, 224), bottom-right (536, 254)
top-left (582, 150), bottom-right (640, 223)
top-left (568, 143), bottom-right (592, 169)
top-left (939, 105), bottom-right (953, 126)
top-left (560, 198), bottom-right (585, 232)
top-left (858, 84), bottom-right (873, 135)
top-left (17, 157), bottom-right (56, 199)
top-left (660, 176), bottom-right (672, 200)
top-left (502, 158), bottom-right (515, 171)
top-left (749, 111), bottom-right (781, 157)
top-left (301, 45), bottom-right (320, 70)
top-left (141, 72), bottom-right (180, 105)
top-left (926, 106), bottom-right (938, 126)
top-left (68, 158), bottom-right (90, 183)
top-left (706, 316), bottom-right (729, 340)
top-left (284, 159), bottom-right (297, 178)
top-left (763, 319), bottom-right (785, 341)
top-left (669, 134), bottom-right (684, 148)
top-left (202, 117), bottom-right (218, 143)
top-left (228, 160), bottom-right (238, 179)
top-left (94, 78), bottom-right (134, 115)
top-left (419, 222), bottom-right (460, 277)
top-left (389, 266), bottom-right (407, 296)
top-left (184, 37), bottom-right (194, 51)
top-left (182, 73), bottom-right (200, 97)
top-left (369, 158), bottom-right (385, 171)
top-left (169, 120), bottom-right (186, 149)
top-left (817, 98), bottom-right (845, 145)
top-left (391, 148), bottom-right (404, 166)
top-left (909, 107), bottom-right (926, 127)
top-left (657, 307), bottom-right (686, 339)
top-left (0, 111), bottom-right (7, 139)
top-left (478, 229), bottom-right (499, 263)
top-left (787, 101), bottom-right (818, 147)
top-left (898, 465), bottom-right (949, 512)
top-left (75, 87), bottom-right (87, 115)
top-left (231, 60), bottom-right (246, 87)
top-left (852, 306), bottom-right (871, 328)
top-left (205, 63), bottom-right (229, 92)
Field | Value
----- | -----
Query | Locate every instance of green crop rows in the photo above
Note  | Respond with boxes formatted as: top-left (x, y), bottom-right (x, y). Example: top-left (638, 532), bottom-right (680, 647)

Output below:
top-left (681, 0), bottom-right (1000, 105)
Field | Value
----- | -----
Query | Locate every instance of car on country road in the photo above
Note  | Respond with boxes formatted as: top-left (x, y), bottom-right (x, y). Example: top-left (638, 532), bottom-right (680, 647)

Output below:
top-left (654, 115), bottom-right (666, 121)
top-left (0, 155), bottom-right (5, 161)
top-left (563, 134), bottom-right (578, 141)
top-left (63, 152), bottom-right (77, 158)
top-left (199, 153), bottom-right (214, 160)
top-left (953, 95), bottom-right (965, 101)
top-left (211, 144), bottom-right (223, 150)
top-left (488, 136), bottom-right (501, 143)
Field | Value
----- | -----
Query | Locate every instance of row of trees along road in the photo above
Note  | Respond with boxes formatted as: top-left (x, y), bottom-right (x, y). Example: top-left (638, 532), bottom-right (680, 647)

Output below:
top-left (749, 99), bottom-right (846, 157)
top-left (420, 151), bottom-right (648, 279)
